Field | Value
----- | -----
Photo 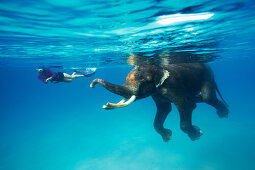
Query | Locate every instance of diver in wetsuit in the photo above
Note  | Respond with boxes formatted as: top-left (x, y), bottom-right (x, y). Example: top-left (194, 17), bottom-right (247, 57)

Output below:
top-left (36, 68), bottom-right (96, 84)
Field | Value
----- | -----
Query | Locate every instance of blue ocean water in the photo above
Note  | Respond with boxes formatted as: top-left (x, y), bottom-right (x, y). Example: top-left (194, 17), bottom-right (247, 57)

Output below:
top-left (1, 0), bottom-right (255, 170)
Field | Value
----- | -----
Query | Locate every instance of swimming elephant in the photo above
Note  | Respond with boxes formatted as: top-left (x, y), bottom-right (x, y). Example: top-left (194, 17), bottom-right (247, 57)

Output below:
top-left (90, 63), bottom-right (229, 142)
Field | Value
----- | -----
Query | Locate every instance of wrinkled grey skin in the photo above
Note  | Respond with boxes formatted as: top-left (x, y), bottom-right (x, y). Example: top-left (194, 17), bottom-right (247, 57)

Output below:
top-left (90, 63), bottom-right (229, 142)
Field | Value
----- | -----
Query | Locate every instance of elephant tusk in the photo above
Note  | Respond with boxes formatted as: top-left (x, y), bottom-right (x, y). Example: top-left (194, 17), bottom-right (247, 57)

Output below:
top-left (103, 98), bottom-right (127, 110)
top-left (102, 95), bottom-right (136, 109)
top-left (102, 98), bottom-right (127, 110)
top-left (117, 98), bottom-right (127, 104)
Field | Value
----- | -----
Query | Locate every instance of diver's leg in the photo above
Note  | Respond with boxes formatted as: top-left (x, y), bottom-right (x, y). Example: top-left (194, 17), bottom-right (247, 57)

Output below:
top-left (62, 72), bottom-right (92, 82)
top-left (73, 74), bottom-right (85, 78)
top-left (175, 101), bottom-right (203, 141)
top-left (83, 71), bottom-right (96, 77)
top-left (152, 95), bottom-right (172, 142)
top-left (62, 73), bottom-right (74, 82)
top-left (63, 73), bottom-right (84, 80)
top-left (63, 73), bottom-right (73, 78)
top-left (71, 71), bottom-right (87, 78)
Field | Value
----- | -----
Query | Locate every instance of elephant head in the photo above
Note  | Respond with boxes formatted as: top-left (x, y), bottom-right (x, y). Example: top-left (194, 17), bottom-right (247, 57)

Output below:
top-left (90, 65), bottom-right (169, 109)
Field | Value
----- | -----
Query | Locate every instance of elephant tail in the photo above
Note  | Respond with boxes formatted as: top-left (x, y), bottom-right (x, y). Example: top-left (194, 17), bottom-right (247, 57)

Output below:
top-left (215, 82), bottom-right (228, 107)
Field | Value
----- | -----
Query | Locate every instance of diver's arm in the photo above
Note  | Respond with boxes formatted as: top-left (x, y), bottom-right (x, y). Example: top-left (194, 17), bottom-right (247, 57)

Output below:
top-left (45, 77), bottom-right (53, 83)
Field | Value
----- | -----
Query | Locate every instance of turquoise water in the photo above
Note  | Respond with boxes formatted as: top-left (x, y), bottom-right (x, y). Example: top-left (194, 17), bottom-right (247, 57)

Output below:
top-left (1, 0), bottom-right (255, 170)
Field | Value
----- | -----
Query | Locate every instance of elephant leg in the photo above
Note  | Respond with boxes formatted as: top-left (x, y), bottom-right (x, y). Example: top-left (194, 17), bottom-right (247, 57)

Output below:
top-left (152, 95), bottom-right (172, 142)
top-left (194, 95), bottom-right (203, 103)
top-left (201, 82), bottom-right (229, 118)
top-left (176, 101), bottom-right (203, 141)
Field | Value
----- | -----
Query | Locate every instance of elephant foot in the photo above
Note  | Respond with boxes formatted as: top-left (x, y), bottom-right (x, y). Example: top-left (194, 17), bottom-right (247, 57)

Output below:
top-left (181, 124), bottom-right (203, 141)
top-left (187, 126), bottom-right (203, 141)
top-left (161, 129), bottom-right (172, 142)
top-left (217, 108), bottom-right (229, 118)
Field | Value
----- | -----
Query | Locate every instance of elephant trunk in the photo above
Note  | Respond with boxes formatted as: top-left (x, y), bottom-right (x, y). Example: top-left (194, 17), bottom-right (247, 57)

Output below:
top-left (90, 79), bottom-right (136, 109)
top-left (90, 79), bottom-right (133, 98)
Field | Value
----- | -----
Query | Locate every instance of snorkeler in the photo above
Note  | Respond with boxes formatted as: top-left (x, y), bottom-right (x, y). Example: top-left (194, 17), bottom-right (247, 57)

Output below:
top-left (36, 68), bottom-right (96, 84)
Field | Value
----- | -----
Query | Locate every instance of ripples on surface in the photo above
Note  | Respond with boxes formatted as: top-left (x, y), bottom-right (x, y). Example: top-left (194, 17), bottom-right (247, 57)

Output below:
top-left (0, 0), bottom-right (255, 68)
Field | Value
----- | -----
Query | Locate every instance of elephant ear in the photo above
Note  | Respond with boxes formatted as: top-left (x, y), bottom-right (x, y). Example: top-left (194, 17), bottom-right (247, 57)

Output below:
top-left (155, 69), bottom-right (170, 88)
